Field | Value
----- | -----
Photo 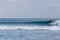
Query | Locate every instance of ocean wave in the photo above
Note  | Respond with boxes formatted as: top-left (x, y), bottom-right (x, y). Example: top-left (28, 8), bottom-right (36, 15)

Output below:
top-left (0, 19), bottom-right (56, 26)
top-left (0, 18), bottom-right (59, 30)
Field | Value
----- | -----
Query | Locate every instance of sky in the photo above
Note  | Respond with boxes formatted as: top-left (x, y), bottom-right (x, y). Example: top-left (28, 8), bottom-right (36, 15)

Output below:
top-left (0, 0), bottom-right (59, 18)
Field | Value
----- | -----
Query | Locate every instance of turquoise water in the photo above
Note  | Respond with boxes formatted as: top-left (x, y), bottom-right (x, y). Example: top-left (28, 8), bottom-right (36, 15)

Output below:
top-left (0, 18), bottom-right (57, 25)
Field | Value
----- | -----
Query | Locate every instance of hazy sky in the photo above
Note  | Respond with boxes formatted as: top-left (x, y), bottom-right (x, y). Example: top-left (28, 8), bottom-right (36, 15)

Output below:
top-left (0, 0), bottom-right (59, 18)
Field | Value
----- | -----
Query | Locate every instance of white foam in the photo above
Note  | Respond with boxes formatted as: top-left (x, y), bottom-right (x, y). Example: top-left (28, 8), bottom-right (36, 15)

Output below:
top-left (0, 25), bottom-right (59, 30)
top-left (51, 19), bottom-right (60, 25)
top-left (47, 26), bottom-right (60, 30)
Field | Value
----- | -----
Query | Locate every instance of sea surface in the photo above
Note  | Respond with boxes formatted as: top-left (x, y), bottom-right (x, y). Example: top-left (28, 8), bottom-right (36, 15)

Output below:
top-left (0, 18), bottom-right (59, 40)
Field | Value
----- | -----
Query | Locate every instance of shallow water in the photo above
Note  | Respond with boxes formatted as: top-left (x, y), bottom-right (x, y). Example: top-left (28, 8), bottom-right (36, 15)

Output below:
top-left (0, 29), bottom-right (60, 40)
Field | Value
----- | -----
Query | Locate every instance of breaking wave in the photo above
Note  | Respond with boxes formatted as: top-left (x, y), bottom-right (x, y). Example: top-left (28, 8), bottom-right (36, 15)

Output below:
top-left (0, 18), bottom-right (59, 30)
top-left (0, 25), bottom-right (59, 30)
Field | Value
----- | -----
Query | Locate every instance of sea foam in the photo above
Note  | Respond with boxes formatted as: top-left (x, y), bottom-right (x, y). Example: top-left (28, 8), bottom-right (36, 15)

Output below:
top-left (0, 25), bottom-right (59, 30)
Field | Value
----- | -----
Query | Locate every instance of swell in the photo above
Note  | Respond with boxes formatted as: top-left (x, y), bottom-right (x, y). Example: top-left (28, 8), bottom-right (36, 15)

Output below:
top-left (0, 20), bottom-right (54, 25)
top-left (0, 18), bottom-right (58, 26)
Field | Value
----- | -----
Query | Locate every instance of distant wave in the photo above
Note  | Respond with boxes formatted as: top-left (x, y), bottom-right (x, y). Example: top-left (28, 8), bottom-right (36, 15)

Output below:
top-left (0, 19), bottom-right (56, 25)
top-left (0, 18), bottom-right (60, 30)
top-left (6, 20), bottom-right (53, 24)
top-left (0, 18), bottom-right (59, 26)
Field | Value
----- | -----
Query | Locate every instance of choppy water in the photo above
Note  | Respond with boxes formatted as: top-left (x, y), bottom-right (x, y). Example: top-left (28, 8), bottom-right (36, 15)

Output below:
top-left (0, 18), bottom-right (59, 40)
top-left (0, 29), bottom-right (60, 40)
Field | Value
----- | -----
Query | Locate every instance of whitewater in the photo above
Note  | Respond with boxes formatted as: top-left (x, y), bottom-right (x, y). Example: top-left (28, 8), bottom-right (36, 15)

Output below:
top-left (0, 18), bottom-right (60, 40)
top-left (0, 25), bottom-right (60, 30)
top-left (0, 19), bottom-right (60, 30)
